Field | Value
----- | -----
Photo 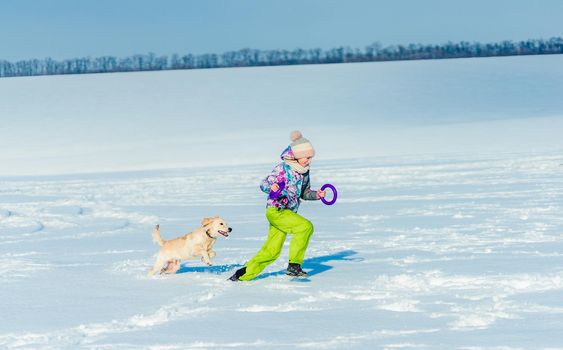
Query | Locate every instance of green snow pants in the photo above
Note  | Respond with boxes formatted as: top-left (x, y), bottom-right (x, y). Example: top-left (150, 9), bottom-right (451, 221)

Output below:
top-left (239, 207), bottom-right (314, 281)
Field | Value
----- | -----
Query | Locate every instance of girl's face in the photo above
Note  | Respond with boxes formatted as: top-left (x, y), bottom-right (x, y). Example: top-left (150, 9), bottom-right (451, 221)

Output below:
top-left (297, 157), bottom-right (312, 166)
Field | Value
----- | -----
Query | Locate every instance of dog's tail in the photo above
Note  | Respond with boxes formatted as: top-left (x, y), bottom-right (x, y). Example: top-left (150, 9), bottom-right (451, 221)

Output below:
top-left (152, 224), bottom-right (165, 246)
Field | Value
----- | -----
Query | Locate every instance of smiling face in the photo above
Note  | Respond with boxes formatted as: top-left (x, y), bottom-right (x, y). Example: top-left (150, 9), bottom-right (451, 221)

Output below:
top-left (201, 216), bottom-right (232, 238)
top-left (297, 157), bottom-right (312, 167)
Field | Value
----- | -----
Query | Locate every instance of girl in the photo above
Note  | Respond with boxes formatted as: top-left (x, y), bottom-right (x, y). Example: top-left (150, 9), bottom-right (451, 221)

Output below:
top-left (229, 130), bottom-right (325, 281)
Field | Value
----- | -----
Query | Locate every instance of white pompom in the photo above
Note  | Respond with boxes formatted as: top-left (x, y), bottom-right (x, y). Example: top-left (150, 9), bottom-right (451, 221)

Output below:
top-left (290, 130), bottom-right (302, 141)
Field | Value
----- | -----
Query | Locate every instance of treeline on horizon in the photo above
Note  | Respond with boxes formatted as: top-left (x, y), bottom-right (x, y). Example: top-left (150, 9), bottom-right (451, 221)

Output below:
top-left (1, 37), bottom-right (562, 78)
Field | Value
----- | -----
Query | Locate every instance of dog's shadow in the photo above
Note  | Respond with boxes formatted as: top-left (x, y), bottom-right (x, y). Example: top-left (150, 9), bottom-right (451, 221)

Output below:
top-left (176, 263), bottom-right (243, 275)
top-left (176, 250), bottom-right (361, 281)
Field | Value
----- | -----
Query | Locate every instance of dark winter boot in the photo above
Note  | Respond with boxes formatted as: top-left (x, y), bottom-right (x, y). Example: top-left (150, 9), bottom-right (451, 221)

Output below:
top-left (286, 263), bottom-right (308, 277)
top-left (228, 267), bottom-right (247, 281)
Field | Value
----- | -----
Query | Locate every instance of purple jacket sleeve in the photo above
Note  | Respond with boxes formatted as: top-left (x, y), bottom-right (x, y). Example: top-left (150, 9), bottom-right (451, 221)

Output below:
top-left (260, 164), bottom-right (283, 194)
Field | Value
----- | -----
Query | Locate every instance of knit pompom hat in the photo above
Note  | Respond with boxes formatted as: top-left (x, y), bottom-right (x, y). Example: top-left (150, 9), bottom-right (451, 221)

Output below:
top-left (289, 130), bottom-right (315, 159)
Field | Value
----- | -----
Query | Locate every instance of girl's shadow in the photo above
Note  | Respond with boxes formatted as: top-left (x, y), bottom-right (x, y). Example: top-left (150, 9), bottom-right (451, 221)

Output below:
top-left (176, 250), bottom-right (361, 281)
top-left (254, 250), bottom-right (361, 281)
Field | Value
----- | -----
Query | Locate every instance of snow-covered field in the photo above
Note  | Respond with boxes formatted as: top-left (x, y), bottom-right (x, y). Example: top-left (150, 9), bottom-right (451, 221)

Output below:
top-left (1, 55), bottom-right (563, 349)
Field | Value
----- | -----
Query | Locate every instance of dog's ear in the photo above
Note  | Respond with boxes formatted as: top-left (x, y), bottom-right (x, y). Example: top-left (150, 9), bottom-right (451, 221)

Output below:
top-left (201, 217), bottom-right (214, 227)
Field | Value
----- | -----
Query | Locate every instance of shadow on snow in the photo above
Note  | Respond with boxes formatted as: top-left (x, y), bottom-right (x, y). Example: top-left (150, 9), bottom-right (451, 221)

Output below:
top-left (254, 249), bottom-right (361, 282)
top-left (176, 250), bottom-right (361, 281)
top-left (176, 263), bottom-right (243, 275)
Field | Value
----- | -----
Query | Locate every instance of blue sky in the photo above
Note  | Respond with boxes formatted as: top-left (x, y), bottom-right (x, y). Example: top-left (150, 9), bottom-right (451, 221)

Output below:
top-left (1, 0), bottom-right (562, 61)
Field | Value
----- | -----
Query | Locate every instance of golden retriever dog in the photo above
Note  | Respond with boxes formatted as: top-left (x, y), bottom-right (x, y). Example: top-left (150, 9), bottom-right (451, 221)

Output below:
top-left (147, 216), bottom-right (232, 276)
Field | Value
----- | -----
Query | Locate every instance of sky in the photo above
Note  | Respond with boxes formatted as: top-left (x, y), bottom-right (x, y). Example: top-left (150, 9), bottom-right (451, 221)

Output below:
top-left (1, 0), bottom-right (563, 61)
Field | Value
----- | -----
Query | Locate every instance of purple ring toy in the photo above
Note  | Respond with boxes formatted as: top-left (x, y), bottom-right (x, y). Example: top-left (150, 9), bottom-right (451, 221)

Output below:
top-left (269, 181), bottom-right (286, 199)
top-left (320, 183), bottom-right (337, 205)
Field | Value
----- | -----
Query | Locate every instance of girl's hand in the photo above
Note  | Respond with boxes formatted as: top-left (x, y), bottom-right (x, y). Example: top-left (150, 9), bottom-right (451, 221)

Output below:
top-left (271, 183), bottom-right (280, 192)
top-left (317, 189), bottom-right (326, 198)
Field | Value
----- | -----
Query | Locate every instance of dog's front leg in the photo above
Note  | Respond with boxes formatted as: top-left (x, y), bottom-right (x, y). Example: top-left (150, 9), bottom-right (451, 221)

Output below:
top-left (201, 251), bottom-right (212, 266)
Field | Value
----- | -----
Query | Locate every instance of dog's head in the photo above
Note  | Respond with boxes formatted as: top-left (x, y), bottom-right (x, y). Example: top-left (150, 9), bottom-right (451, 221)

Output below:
top-left (201, 216), bottom-right (232, 238)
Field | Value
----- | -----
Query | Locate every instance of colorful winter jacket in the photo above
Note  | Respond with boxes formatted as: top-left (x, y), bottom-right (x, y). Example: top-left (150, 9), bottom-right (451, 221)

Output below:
top-left (260, 146), bottom-right (319, 212)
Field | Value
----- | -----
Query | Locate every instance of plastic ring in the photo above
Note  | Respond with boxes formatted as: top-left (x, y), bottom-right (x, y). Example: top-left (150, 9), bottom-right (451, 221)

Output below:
top-left (320, 183), bottom-right (337, 205)
top-left (269, 181), bottom-right (286, 199)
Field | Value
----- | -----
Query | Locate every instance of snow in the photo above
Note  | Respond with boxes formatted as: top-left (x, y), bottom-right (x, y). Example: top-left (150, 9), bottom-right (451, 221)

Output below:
top-left (1, 55), bottom-right (563, 349)
top-left (2, 54), bottom-right (563, 176)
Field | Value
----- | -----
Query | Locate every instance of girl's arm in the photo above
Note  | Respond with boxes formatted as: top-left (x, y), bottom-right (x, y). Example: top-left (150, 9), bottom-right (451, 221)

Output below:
top-left (260, 163), bottom-right (284, 194)
top-left (301, 175), bottom-right (320, 200)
